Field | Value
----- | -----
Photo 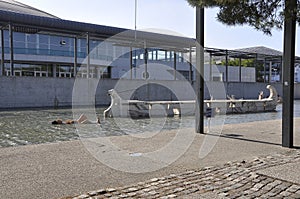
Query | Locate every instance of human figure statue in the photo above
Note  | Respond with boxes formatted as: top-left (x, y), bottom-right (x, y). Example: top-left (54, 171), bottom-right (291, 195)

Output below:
top-left (52, 114), bottom-right (100, 125)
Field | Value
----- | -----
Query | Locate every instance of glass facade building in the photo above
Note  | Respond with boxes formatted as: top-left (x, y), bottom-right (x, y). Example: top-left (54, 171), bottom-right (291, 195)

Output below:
top-left (0, 29), bottom-right (193, 80)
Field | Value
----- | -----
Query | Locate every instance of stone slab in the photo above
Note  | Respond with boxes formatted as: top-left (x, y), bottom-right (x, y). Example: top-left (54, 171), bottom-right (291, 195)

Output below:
top-left (258, 161), bottom-right (300, 184)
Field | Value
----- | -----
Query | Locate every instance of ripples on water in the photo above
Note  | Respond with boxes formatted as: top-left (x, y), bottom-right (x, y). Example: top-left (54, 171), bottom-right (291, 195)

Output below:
top-left (0, 101), bottom-right (298, 147)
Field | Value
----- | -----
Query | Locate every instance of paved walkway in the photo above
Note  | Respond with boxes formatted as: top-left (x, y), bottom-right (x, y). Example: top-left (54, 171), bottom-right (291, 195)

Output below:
top-left (0, 119), bottom-right (300, 199)
top-left (67, 150), bottom-right (300, 199)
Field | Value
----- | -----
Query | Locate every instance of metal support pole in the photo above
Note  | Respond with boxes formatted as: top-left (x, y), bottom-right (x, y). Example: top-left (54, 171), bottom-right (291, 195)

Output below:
top-left (280, 56), bottom-right (283, 83)
top-left (209, 53), bottom-right (212, 81)
top-left (174, 51), bottom-right (177, 80)
top-left (189, 47), bottom-right (193, 83)
top-left (165, 50), bottom-right (167, 61)
top-left (144, 47), bottom-right (148, 79)
top-left (86, 33), bottom-right (90, 78)
top-left (264, 58), bottom-right (266, 83)
top-left (225, 50), bottom-right (228, 82)
top-left (239, 57), bottom-right (242, 82)
top-left (196, 7), bottom-right (205, 134)
top-left (130, 46), bottom-right (133, 79)
top-left (9, 24), bottom-right (13, 76)
top-left (1, 29), bottom-right (4, 76)
top-left (269, 61), bottom-right (272, 82)
top-left (282, 0), bottom-right (297, 148)
top-left (74, 37), bottom-right (78, 77)
top-left (255, 54), bottom-right (258, 81)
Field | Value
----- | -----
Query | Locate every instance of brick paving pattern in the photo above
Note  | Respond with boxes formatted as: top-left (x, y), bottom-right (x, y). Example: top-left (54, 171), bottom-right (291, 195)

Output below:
top-left (66, 150), bottom-right (300, 199)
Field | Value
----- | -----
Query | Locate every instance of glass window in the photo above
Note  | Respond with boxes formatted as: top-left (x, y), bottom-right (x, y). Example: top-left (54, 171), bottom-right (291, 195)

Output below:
top-left (48, 35), bottom-right (74, 57)
top-left (50, 35), bottom-right (61, 51)
top-left (153, 50), bottom-right (157, 60)
top-left (57, 65), bottom-right (73, 78)
top-left (13, 32), bottom-right (25, 49)
top-left (78, 38), bottom-right (86, 51)
top-left (106, 42), bottom-right (113, 59)
top-left (26, 34), bottom-right (37, 50)
top-left (3, 30), bottom-right (9, 50)
top-left (59, 37), bottom-right (72, 55)
top-left (38, 34), bottom-right (49, 55)
top-left (157, 50), bottom-right (166, 61)
top-left (148, 50), bottom-right (155, 60)
top-left (39, 34), bottom-right (48, 45)
top-left (4, 63), bottom-right (53, 77)
top-left (90, 39), bottom-right (100, 50)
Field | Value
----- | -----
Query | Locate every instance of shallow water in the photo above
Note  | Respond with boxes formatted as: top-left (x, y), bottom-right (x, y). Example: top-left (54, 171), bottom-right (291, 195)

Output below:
top-left (0, 101), bottom-right (298, 148)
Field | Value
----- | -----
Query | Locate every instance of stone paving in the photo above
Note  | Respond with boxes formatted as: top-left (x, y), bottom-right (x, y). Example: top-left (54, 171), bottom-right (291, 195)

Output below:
top-left (64, 149), bottom-right (300, 199)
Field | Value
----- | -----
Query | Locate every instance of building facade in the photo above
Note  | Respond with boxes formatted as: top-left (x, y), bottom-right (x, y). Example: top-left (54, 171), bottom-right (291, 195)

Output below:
top-left (0, 0), bottom-right (291, 108)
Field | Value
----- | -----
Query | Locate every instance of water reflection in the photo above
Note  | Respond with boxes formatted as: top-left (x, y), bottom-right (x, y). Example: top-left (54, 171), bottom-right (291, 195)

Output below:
top-left (0, 101), bottom-right (298, 148)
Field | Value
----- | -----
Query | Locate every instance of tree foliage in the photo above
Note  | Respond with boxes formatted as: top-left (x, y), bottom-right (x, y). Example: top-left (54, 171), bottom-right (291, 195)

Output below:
top-left (187, 0), bottom-right (299, 35)
top-left (217, 58), bottom-right (255, 67)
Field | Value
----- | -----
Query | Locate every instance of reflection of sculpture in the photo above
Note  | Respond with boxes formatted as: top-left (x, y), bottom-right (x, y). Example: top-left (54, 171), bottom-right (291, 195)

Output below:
top-left (104, 85), bottom-right (278, 118)
top-left (266, 85), bottom-right (278, 101)
top-left (258, 91), bottom-right (263, 100)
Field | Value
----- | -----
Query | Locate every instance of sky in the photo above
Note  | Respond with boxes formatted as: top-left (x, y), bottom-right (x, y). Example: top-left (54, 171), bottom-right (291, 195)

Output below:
top-left (18, 0), bottom-right (300, 54)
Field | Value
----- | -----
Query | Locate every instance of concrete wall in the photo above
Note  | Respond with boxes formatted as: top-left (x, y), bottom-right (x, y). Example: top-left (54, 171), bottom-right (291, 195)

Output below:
top-left (223, 82), bottom-right (283, 99)
top-left (0, 77), bottom-right (119, 108)
top-left (0, 76), bottom-right (298, 109)
top-left (0, 76), bottom-right (74, 108)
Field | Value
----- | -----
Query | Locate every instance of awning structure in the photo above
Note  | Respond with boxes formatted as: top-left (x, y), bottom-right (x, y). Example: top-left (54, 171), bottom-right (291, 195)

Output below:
top-left (206, 46), bottom-right (300, 63)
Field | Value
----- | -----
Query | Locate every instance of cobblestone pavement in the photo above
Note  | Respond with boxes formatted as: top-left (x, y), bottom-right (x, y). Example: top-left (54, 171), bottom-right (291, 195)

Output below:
top-left (64, 150), bottom-right (300, 199)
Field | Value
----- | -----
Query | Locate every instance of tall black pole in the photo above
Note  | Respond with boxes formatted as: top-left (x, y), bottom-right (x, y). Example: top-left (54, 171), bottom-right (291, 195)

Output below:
top-left (130, 46), bottom-right (133, 79)
top-left (225, 50), bottom-right (228, 82)
top-left (174, 52), bottom-right (177, 80)
top-left (74, 37), bottom-right (78, 77)
top-left (144, 47), bottom-right (148, 78)
top-left (196, 7), bottom-right (204, 134)
top-left (1, 29), bottom-right (4, 76)
top-left (282, 0), bottom-right (297, 148)
top-left (189, 47), bottom-right (193, 83)
top-left (86, 32), bottom-right (90, 78)
top-left (239, 57), bottom-right (242, 82)
top-left (9, 24), bottom-right (14, 76)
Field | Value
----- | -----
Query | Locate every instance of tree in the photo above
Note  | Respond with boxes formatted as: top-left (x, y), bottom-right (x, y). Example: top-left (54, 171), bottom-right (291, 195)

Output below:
top-left (187, 0), bottom-right (299, 35)
top-left (188, 0), bottom-right (297, 147)
top-left (217, 58), bottom-right (255, 67)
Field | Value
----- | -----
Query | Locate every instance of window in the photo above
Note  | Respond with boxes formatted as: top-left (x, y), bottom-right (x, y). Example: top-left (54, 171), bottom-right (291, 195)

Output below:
top-left (78, 38), bottom-right (86, 57)
top-left (26, 33), bottom-right (37, 51)
top-left (5, 63), bottom-right (53, 77)
top-left (157, 50), bottom-right (166, 61)
top-left (13, 32), bottom-right (25, 49)
top-left (39, 34), bottom-right (49, 53)
top-left (57, 65), bottom-right (73, 78)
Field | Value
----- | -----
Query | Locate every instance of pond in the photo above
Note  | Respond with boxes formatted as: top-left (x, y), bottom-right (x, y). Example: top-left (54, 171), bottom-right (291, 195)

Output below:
top-left (0, 101), bottom-right (298, 147)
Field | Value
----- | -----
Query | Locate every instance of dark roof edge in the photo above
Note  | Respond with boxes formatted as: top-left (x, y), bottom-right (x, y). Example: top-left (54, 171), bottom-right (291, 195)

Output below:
top-left (0, 10), bottom-right (195, 47)
top-left (0, 10), bottom-right (126, 35)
